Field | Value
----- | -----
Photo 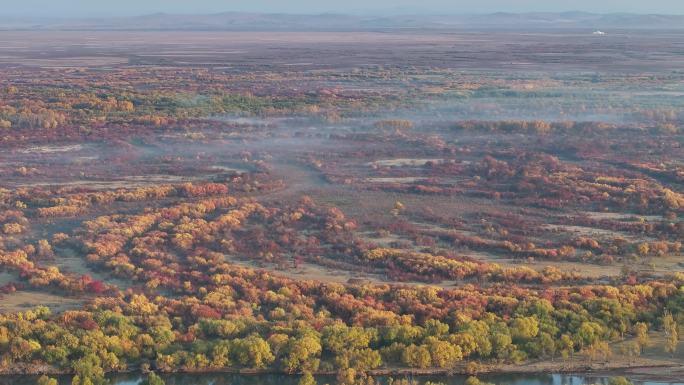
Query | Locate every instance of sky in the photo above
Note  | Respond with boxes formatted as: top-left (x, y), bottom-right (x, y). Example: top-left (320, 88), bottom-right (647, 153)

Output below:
top-left (3, 0), bottom-right (684, 18)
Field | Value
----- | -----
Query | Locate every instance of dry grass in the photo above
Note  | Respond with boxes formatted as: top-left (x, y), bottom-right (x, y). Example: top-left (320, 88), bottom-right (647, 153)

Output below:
top-left (0, 291), bottom-right (82, 314)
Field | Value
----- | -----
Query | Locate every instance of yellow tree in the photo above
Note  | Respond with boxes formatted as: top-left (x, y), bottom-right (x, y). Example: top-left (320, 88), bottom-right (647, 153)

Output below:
top-left (634, 322), bottom-right (649, 353)
top-left (663, 311), bottom-right (679, 356)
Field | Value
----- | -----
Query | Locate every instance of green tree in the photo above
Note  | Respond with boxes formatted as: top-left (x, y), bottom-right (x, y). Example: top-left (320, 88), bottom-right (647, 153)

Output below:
top-left (140, 372), bottom-right (165, 385)
top-left (36, 375), bottom-right (58, 385)
top-left (450, 332), bottom-right (478, 357)
top-left (298, 372), bottom-right (317, 385)
top-left (400, 344), bottom-right (431, 368)
top-left (424, 319), bottom-right (450, 338)
top-left (490, 332), bottom-right (513, 359)
top-left (464, 376), bottom-right (494, 385)
top-left (281, 333), bottom-right (322, 373)
top-left (574, 322), bottom-right (603, 350)
top-left (211, 340), bottom-right (232, 368)
top-left (459, 321), bottom-right (492, 358)
top-left (426, 338), bottom-right (462, 368)
top-left (322, 324), bottom-right (375, 354)
top-left (558, 334), bottom-right (574, 360)
top-left (71, 354), bottom-right (106, 385)
top-left (233, 335), bottom-right (275, 369)
top-left (528, 332), bottom-right (555, 358)
top-left (510, 316), bottom-right (539, 341)
top-left (336, 368), bottom-right (357, 385)
top-left (335, 348), bottom-right (382, 371)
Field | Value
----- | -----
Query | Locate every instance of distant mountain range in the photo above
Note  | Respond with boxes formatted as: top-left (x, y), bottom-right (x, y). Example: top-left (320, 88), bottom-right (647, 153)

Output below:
top-left (3, 11), bottom-right (684, 30)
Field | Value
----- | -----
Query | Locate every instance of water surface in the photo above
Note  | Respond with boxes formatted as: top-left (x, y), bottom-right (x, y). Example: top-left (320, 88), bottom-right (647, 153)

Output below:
top-left (4, 373), bottom-right (683, 385)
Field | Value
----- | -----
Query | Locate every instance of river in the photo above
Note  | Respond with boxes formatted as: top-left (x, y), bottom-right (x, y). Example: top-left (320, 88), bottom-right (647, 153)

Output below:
top-left (2, 373), bottom-right (683, 385)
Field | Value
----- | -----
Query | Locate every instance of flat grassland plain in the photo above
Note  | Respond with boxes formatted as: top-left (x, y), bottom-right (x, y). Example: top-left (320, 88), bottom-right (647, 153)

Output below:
top-left (1, 28), bottom-right (684, 383)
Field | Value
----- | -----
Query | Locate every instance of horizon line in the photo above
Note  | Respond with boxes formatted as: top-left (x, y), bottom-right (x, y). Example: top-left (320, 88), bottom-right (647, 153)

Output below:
top-left (3, 10), bottom-right (684, 20)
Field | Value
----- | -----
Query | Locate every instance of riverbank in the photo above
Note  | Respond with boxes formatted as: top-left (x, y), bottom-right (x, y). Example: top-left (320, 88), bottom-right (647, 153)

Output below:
top-left (3, 358), bottom-right (684, 383)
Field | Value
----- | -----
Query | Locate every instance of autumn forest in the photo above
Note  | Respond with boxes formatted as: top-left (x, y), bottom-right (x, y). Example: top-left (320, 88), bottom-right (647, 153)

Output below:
top-left (0, 25), bottom-right (683, 385)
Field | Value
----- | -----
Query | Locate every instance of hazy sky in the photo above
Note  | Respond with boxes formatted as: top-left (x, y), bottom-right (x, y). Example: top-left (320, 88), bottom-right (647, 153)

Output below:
top-left (4, 0), bottom-right (684, 17)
